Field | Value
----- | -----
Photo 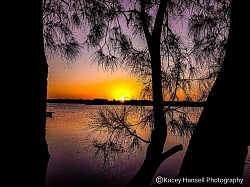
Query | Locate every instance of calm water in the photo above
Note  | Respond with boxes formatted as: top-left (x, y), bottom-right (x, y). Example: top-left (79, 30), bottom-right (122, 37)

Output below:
top-left (45, 103), bottom-right (249, 187)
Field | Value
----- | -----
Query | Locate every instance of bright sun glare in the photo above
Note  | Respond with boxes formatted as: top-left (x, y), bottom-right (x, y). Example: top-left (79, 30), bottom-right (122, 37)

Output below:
top-left (120, 96), bottom-right (125, 102)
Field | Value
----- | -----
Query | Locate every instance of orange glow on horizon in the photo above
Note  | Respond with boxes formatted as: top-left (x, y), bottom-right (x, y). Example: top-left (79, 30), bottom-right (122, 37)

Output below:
top-left (48, 79), bottom-right (202, 101)
top-left (47, 44), bottom-right (204, 102)
top-left (48, 78), bottom-right (143, 100)
top-left (47, 56), bottom-right (144, 100)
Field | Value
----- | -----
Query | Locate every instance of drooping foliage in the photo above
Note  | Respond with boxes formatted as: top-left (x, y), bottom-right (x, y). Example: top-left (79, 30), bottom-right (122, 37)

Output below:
top-left (42, 0), bottom-right (230, 101)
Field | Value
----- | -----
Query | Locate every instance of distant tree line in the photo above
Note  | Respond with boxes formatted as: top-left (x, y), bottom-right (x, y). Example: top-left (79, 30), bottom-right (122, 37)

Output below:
top-left (47, 98), bottom-right (205, 106)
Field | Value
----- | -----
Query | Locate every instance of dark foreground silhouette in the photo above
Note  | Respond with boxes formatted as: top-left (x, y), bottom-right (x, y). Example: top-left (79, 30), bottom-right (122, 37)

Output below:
top-left (154, 1), bottom-right (249, 186)
top-left (4, 1), bottom-right (50, 187)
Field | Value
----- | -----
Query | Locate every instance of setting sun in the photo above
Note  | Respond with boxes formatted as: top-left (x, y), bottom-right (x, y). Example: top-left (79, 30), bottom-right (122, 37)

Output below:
top-left (47, 56), bottom-right (144, 100)
top-left (120, 96), bottom-right (125, 102)
top-left (103, 79), bottom-right (142, 100)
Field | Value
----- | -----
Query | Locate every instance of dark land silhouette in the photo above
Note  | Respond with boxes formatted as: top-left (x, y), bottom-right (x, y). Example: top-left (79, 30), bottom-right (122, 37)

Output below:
top-left (47, 98), bottom-right (206, 107)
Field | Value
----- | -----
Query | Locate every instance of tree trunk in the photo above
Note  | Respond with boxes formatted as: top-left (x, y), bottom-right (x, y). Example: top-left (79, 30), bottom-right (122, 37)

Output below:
top-left (4, 1), bottom-right (50, 187)
top-left (126, 1), bottom-right (184, 185)
top-left (126, 51), bottom-right (167, 187)
top-left (179, 0), bottom-right (249, 183)
top-left (126, 35), bottom-right (182, 186)
top-left (26, 1), bottom-right (50, 186)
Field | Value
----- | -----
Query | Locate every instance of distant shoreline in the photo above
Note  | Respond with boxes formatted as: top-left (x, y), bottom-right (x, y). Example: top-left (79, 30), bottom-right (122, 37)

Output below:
top-left (47, 98), bottom-right (206, 107)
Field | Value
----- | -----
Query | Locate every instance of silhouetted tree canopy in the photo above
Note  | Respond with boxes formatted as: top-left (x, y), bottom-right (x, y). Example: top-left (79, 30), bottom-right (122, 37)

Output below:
top-left (42, 0), bottom-right (236, 186)
top-left (42, 0), bottom-right (231, 101)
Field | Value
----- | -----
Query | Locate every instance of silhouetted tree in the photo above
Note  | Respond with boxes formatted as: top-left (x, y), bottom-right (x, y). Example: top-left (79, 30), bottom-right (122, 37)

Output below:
top-left (3, 0), bottom-right (83, 186)
top-left (43, 0), bottom-right (82, 61)
top-left (42, 1), bottom-right (248, 187)
top-left (4, 1), bottom-right (50, 187)
top-left (42, 1), bottom-right (214, 186)
top-left (87, 105), bottom-right (200, 168)
top-left (179, 0), bottom-right (249, 184)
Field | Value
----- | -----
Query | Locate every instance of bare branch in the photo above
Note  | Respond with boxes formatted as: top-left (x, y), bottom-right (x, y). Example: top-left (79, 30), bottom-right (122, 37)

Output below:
top-left (161, 144), bottom-right (183, 162)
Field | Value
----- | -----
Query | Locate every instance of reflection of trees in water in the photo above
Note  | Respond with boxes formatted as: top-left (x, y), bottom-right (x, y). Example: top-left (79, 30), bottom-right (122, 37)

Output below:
top-left (92, 140), bottom-right (125, 173)
top-left (167, 107), bottom-right (203, 141)
top-left (86, 106), bottom-right (147, 168)
top-left (86, 105), bottom-right (202, 167)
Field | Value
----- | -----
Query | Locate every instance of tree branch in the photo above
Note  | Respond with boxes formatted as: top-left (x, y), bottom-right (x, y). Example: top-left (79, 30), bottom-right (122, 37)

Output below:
top-left (152, 0), bottom-right (169, 39)
top-left (114, 110), bottom-right (151, 143)
top-left (160, 144), bottom-right (183, 162)
top-left (140, 0), bottom-right (151, 43)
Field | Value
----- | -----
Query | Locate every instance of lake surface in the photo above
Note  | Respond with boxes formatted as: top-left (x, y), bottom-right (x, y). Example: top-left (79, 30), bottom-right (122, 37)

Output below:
top-left (45, 103), bottom-right (249, 187)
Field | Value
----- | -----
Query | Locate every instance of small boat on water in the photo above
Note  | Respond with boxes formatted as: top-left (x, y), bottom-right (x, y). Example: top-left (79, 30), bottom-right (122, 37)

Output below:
top-left (46, 111), bottom-right (55, 117)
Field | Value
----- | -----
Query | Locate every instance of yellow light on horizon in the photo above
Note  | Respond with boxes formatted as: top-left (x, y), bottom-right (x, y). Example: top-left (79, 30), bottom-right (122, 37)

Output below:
top-left (48, 76), bottom-right (143, 100)
top-left (107, 79), bottom-right (141, 101)
top-left (120, 96), bottom-right (125, 102)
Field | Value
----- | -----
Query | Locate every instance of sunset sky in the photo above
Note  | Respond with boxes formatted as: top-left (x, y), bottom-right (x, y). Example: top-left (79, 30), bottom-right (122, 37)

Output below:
top-left (46, 2), bottom-right (193, 102)
top-left (47, 50), bottom-right (144, 100)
